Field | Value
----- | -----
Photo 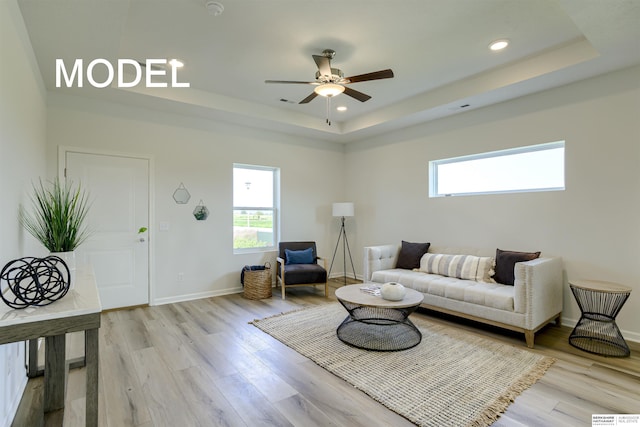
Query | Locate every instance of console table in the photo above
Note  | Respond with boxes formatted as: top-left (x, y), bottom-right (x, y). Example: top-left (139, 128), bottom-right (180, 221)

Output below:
top-left (568, 279), bottom-right (631, 357)
top-left (0, 266), bottom-right (102, 425)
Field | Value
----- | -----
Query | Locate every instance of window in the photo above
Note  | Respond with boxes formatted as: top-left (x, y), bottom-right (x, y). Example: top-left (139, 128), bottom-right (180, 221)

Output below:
top-left (233, 164), bottom-right (279, 252)
top-left (429, 141), bottom-right (565, 197)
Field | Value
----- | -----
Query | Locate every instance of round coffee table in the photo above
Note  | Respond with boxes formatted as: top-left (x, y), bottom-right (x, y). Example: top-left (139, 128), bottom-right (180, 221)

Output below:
top-left (568, 279), bottom-right (632, 357)
top-left (334, 284), bottom-right (424, 351)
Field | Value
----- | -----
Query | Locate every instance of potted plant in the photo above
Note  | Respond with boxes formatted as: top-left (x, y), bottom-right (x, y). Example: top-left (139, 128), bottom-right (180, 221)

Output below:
top-left (20, 177), bottom-right (91, 286)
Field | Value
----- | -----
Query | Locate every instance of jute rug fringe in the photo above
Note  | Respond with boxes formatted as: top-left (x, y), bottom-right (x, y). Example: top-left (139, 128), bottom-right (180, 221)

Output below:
top-left (469, 356), bottom-right (556, 427)
top-left (249, 306), bottom-right (310, 325)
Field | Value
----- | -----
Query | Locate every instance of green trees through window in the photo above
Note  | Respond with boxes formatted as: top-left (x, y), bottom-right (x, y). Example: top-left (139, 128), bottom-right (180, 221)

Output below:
top-left (233, 164), bottom-right (279, 251)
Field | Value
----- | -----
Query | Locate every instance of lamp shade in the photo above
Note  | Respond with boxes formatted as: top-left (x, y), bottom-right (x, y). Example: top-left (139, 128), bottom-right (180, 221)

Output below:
top-left (332, 202), bottom-right (354, 217)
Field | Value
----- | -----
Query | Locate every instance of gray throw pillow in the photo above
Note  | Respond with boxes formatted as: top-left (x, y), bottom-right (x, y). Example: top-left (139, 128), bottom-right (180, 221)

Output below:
top-left (493, 248), bottom-right (541, 285)
top-left (396, 241), bottom-right (430, 270)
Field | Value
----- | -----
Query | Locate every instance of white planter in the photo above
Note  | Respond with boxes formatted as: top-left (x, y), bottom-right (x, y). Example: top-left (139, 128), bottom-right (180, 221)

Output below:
top-left (50, 251), bottom-right (76, 290)
top-left (381, 282), bottom-right (406, 301)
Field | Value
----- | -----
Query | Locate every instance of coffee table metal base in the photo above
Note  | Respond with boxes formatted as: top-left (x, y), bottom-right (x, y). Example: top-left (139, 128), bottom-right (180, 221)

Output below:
top-left (336, 304), bottom-right (422, 351)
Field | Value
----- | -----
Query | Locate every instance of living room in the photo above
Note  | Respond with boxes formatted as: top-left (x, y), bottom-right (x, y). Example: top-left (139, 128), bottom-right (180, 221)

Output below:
top-left (1, 0), bottom-right (639, 426)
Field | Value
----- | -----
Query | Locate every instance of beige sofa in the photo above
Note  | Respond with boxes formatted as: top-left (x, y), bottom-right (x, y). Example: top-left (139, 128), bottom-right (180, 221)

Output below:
top-left (363, 244), bottom-right (563, 347)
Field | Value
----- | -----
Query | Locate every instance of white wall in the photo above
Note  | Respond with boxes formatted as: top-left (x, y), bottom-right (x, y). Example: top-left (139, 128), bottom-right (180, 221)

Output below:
top-left (0, 1), bottom-right (48, 425)
top-left (46, 94), bottom-right (346, 304)
top-left (345, 65), bottom-right (640, 341)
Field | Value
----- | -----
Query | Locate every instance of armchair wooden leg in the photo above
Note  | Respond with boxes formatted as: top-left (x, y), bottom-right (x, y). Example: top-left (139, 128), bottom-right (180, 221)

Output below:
top-left (282, 283), bottom-right (286, 300)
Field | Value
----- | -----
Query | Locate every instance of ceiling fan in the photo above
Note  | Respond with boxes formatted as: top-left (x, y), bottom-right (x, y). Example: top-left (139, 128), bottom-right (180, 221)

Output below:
top-left (265, 49), bottom-right (394, 124)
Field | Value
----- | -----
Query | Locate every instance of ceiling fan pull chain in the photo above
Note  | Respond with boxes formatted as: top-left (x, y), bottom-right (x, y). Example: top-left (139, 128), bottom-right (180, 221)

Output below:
top-left (326, 96), bottom-right (331, 126)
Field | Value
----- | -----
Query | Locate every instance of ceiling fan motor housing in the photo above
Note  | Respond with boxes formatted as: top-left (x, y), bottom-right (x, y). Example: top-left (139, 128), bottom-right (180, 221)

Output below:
top-left (315, 68), bottom-right (344, 83)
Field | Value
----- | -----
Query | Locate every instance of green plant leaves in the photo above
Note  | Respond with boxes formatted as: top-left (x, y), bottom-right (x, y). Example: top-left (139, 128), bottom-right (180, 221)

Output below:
top-left (20, 178), bottom-right (91, 252)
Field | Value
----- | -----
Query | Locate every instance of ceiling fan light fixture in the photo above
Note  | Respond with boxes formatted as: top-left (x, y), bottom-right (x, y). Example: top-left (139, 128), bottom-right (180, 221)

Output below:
top-left (314, 83), bottom-right (345, 97)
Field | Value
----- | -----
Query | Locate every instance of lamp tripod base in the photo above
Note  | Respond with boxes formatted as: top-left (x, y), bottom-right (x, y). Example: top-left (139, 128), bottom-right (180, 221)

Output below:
top-left (328, 216), bottom-right (357, 287)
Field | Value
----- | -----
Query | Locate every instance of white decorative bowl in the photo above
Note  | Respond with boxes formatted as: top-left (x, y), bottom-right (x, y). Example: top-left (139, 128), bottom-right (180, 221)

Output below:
top-left (381, 282), bottom-right (406, 301)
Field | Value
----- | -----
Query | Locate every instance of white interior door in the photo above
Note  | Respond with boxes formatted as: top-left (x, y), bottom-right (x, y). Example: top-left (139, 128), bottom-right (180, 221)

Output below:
top-left (65, 151), bottom-right (150, 309)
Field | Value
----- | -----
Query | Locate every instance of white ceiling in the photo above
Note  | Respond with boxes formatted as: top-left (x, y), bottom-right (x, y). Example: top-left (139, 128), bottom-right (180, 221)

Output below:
top-left (17, 0), bottom-right (640, 143)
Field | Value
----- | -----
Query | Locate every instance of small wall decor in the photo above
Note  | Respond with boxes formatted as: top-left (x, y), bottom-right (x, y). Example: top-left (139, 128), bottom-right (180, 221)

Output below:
top-left (193, 200), bottom-right (209, 220)
top-left (173, 182), bottom-right (191, 204)
top-left (0, 256), bottom-right (70, 309)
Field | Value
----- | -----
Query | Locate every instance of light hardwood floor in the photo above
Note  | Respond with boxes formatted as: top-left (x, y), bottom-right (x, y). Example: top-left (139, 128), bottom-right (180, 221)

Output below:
top-left (13, 279), bottom-right (640, 426)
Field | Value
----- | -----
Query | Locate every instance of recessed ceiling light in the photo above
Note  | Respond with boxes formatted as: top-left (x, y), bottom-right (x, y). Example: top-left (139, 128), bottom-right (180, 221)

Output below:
top-left (336, 106), bottom-right (347, 112)
top-left (489, 39), bottom-right (509, 51)
top-left (169, 59), bottom-right (184, 67)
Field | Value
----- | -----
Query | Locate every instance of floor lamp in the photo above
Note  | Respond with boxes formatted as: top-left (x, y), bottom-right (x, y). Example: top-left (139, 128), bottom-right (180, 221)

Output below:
top-left (328, 202), bottom-right (357, 286)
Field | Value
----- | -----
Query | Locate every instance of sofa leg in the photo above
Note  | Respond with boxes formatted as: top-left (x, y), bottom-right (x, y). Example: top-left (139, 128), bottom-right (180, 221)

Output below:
top-left (555, 313), bottom-right (562, 327)
top-left (282, 284), bottom-right (286, 300)
top-left (524, 330), bottom-right (535, 348)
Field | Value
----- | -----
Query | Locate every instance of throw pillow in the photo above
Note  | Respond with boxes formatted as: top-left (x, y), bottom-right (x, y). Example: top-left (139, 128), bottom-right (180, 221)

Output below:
top-left (285, 247), bottom-right (314, 265)
top-left (493, 249), bottom-right (541, 286)
top-left (419, 253), bottom-right (495, 282)
top-left (396, 241), bottom-right (430, 269)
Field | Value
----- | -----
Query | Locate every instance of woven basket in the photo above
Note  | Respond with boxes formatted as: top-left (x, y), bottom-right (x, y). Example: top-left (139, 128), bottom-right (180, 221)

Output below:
top-left (243, 264), bottom-right (272, 299)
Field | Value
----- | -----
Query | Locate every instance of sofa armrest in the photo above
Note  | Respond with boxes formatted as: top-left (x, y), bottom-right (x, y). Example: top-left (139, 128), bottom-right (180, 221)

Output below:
top-left (514, 257), bottom-right (563, 328)
top-left (363, 245), bottom-right (399, 281)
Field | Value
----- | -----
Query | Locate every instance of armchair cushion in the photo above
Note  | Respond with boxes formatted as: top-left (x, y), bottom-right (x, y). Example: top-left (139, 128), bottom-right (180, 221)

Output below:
top-left (285, 247), bottom-right (314, 265)
top-left (279, 241), bottom-right (318, 263)
top-left (281, 264), bottom-right (327, 285)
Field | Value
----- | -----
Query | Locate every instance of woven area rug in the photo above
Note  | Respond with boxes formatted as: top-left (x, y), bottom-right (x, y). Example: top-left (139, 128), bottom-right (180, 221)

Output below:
top-left (251, 303), bottom-right (555, 427)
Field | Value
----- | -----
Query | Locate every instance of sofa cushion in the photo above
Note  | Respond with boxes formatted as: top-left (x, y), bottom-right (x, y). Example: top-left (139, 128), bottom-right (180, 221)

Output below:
top-left (418, 253), bottom-right (495, 282)
top-left (371, 269), bottom-right (514, 311)
top-left (396, 240), bottom-right (430, 269)
top-left (493, 249), bottom-right (540, 285)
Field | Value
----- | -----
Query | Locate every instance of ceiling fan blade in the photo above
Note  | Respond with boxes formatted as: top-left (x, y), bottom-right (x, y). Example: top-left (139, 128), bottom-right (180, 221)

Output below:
top-left (345, 69), bottom-right (394, 84)
top-left (299, 92), bottom-right (319, 104)
top-left (312, 55), bottom-right (332, 78)
top-left (265, 80), bottom-right (318, 85)
top-left (343, 86), bottom-right (371, 102)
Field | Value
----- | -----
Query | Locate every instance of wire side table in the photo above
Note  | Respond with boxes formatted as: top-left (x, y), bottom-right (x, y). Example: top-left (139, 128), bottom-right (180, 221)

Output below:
top-left (568, 279), bottom-right (632, 357)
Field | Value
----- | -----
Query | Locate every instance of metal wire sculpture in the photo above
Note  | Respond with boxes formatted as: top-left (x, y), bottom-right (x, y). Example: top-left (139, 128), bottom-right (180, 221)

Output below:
top-left (0, 256), bottom-right (70, 309)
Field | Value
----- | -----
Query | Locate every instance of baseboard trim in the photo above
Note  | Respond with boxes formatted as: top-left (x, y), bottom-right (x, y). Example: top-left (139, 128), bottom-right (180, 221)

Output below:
top-left (328, 272), bottom-right (363, 281)
top-left (152, 287), bottom-right (244, 306)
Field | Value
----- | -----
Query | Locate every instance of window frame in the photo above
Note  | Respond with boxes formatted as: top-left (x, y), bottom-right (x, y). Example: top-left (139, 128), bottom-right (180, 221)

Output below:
top-left (429, 141), bottom-right (565, 198)
top-left (232, 163), bottom-right (280, 254)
